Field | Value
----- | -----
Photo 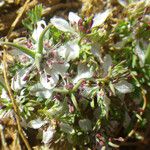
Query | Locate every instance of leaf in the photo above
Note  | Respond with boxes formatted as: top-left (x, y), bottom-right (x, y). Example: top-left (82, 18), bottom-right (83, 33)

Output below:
top-left (78, 119), bottom-right (92, 132)
top-left (92, 9), bottom-right (111, 28)
top-left (42, 126), bottom-right (55, 144)
top-left (50, 17), bottom-right (74, 33)
top-left (22, 4), bottom-right (43, 31)
top-left (28, 118), bottom-right (47, 129)
top-left (60, 122), bottom-right (74, 134)
top-left (144, 44), bottom-right (150, 64)
top-left (71, 93), bottom-right (79, 111)
top-left (73, 63), bottom-right (93, 83)
top-left (115, 80), bottom-right (133, 94)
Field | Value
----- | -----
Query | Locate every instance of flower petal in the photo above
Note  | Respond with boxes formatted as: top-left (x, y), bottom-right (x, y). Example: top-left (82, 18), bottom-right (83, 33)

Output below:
top-left (28, 118), bottom-right (47, 129)
top-left (40, 70), bottom-right (59, 89)
top-left (135, 44), bottom-right (145, 64)
top-left (30, 83), bottom-right (52, 98)
top-left (11, 66), bottom-right (33, 91)
top-left (58, 40), bottom-right (80, 62)
top-left (32, 20), bottom-right (46, 42)
top-left (68, 12), bottom-right (81, 24)
top-left (92, 9), bottom-right (111, 28)
top-left (52, 62), bottom-right (70, 76)
top-left (1, 88), bottom-right (10, 100)
top-left (115, 80), bottom-right (133, 94)
top-left (50, 17), bottom-right (74, 32)
top-left (117, 0), bottom-right (128, 7)
top-left (42, 126), bottom-right (55, 144)
top-left (73, 63), bottom-right (93, 83)
top-left (102, 54), bottom-right (112, 77)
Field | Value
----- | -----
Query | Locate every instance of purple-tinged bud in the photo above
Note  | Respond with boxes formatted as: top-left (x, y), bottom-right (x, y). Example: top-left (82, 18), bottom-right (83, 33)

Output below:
top-left (78, 19), bottom-right (83, 26)
top-left (86, 29), bottom-right (91, 34)
top-left (89, 19), bottom-right (93, 28)
top-left (65, 83), bottom-right (74, 90)
top-left (68, 104), bottom-right (74, 113)
top-left (23, 75), bottom-right (29, 81)
top-left (79, 25), bottom-right (86, 33)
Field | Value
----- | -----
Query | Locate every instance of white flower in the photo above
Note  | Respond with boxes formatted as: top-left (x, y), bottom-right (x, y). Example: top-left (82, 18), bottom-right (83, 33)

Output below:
top-left (91, 9), bottom-right (112, 28)
top-left (57, 40), bottom-right (80, 62)
top-left (73, 63), bottom-right (93, 83)
top-left (117, 0), bottom-right (128, 7)
top-left (40, 69), bottom-right (59, 90)
top-left (1, 88), bottom-right (10, 100)
top-left (68, 12), bottom-right (81, 25)
top-left (42, 126), bottom-right (55, 144)
top-left (50, 10), bottom-right (111, 33)
top-left (30, 83), bottom-right (53, 99)
top-left (50, 17), bottom-right (74, 33)
top-left (32, 20), bottom-right (46, 42)
top-left (115, 80), bottom-right (133, 94)
top-left (11, 65), bottom-right (33, 91)
top-left (91, 44), bottom-right (103, 63)
top-left (135, 44), bottom-right (145, 65)
top-left (28, 118), bottom-right (47, 129)
top-left (102, 54), bottom-right (112, 77)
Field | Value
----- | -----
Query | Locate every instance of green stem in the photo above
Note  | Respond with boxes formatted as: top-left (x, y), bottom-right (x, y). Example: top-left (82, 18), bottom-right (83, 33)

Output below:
top-left (38, 24), bottom-right (51, 54)
top-left (1, 42), bottom-right (35, 58)
top-left (72, 79), bottom-right (84, 92)
top-left (53, 88), bottom-right (69, 94)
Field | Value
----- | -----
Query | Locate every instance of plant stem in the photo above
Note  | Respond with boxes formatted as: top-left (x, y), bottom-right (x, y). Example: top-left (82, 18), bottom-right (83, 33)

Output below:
top-left (1, 42), bottom-right (35, 58)
top-left (72, 79), bottom-right (83, 92)
top-left (53, 88), bottom-right (69, 94)
top-left (2, 47), bottom-right (32, 150)
top-left (37, 24), bottom-right (51, 54)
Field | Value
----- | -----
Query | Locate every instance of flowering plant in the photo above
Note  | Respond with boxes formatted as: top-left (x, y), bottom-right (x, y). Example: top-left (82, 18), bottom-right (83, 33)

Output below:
top-left (0, 1), bottom-right (150, 149)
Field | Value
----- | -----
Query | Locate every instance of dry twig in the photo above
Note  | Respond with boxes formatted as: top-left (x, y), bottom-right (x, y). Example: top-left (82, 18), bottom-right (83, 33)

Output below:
top-left (2, 46), bottom-right (31, 150)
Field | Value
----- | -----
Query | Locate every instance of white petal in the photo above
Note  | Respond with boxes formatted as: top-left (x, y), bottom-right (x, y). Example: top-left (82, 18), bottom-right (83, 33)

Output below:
top-left (135, 44), bottom-right (145, 64)
top-left (58, 40), bottom-right (80, 62)
top-left (32, 20), bottom-right (46, 42)
top-left (50, 17), bottom-right (74, 32)
top-left (30, 83), bottom-right (52, 98)
top-left (102, 54), bottom-right (112, 76)
top-left (68, 12), bottom-right (81, 24)
top-left (115, 80), bottom-right (133, 94)
top-left (117, 0), bottom-right (128, 7)
top-left (1, 89), bottom-right (10, 100)
top-left (40, 70), bottom-right (59, 89)
top-left (42, 126), bottom-right (55, 144)
top-left (11, 66), bottom-right (32, 91)
top-left (73, 64), bottom-right (93, 83)
top-left (52, 62), bottom-right (70, 76)
top-left (91, 44), bottom-right (103, 63)
top-left (92, 9), bottom-right (111, 28)
top-left (28, 118), bottom-right (47, 129)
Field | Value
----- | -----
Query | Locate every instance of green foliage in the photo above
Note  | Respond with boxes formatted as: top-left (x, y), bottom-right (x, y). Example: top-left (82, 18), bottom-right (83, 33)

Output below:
top-left (22, 4), bottom-right (43, 31)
